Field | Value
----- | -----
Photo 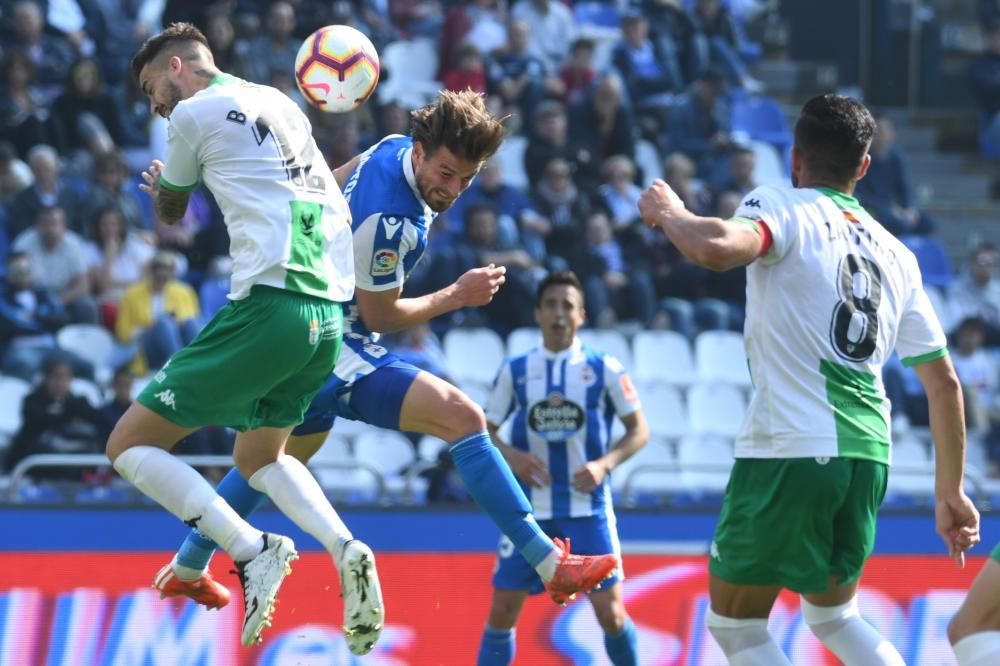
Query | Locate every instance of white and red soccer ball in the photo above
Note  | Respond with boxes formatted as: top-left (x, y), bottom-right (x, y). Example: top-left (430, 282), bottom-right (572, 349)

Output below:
top-left (294, 25), bottom-right (380, 114)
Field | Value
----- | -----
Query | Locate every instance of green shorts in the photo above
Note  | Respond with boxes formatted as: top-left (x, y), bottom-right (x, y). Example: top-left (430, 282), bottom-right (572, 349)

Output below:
top-left (709, 456), bottom-right (888, 594)
top-left (138, 285), bottom-right (343, 431)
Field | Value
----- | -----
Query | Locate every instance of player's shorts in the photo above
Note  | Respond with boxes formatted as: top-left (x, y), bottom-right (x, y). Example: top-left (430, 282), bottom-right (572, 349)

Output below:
top-left (709, 456), bottom-right (888, 595)
top-left (138, 285), bottom-right (343, 431)
top-left (991, 542), bottom-right (1000, 564)
top-left (492, 514), bottom-right (624, 594)
top-left (292, 355), bottom-right (421, 436)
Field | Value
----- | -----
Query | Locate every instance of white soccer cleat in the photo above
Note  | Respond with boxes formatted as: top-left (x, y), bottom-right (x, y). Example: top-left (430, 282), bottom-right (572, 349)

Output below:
top-left (234, 533), bottom-right (298, 647)
top-left (339, 539), bottom-right (384, 655)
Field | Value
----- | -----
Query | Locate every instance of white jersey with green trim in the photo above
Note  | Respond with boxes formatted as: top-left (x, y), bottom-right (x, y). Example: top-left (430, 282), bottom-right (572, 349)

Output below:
top-left (159, 74), bottom-right (354, 302)
top-left (734, 184), bottom-right (946, 464)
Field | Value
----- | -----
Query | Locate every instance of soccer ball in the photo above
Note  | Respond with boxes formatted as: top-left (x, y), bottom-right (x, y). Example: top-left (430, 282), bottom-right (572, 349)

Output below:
top-left (294, 25), bottom-right (380, 113)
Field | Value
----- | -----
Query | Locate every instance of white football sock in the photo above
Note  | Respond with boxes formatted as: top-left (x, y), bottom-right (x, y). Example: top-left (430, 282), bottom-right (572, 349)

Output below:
top-left (953, 631), bottom-right (1000, 666)
top-left (113, 446), bottom-right (263, 562)
top-left (706, 609), bottom-right (792, 666)
top-left (248, 455), bottom-right (353, 563)
top-left (536, 548), bottom-right (561, 582)
top-left (169, 554), bottom-right (205, 581)
top-left (801, 596), bottom-right (904, 665)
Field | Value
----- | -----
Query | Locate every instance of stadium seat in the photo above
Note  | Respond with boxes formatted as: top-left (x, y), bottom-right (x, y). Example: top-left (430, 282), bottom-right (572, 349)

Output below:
top-left (57, 324), bottom-right (116, 382)
top-left (633, 330), bottom-right (696, 387)
top-left (309, 433), bottom-right (380, 503)
top-left (893, 435), bottom-right (930, 471)
top-left (417, 435), bottom-right (448, 462)
top-left (70, 377), bottom-right (105, 408)
top-left (731, 95), bottom-right (792, 158)
top-left (617, 438), bottom-right (680, 505)
top-left (493, 135), bottom-right (529, 190)
top-left (354, 430), bottom-right (418, 503)
top-left (635, 139), bottom-right (663, 187)
top-left (376, 39), bottom-right (442, 108)
top-left (694, 330), bottom-right (752, 387)
top-left (0, 376), bottom-right (31, 439)
top-left (573, 1), bottom-right (621, 29)
top-left (130, 373), bottom-right (156, 401)
top-left (923, 285), bottom-right (953, 333)
top-left (506, 327), bottom-right (541, 357)
top-left (900, 235), bottom-right (954, 289)
top-left (687, 383), bottom-right (746, 437)
top-left (749, 139), bottom-right (790, 186)
top-left (579, 329), bottom-right (633, 373)
top-left (444, 328), bottom-right (506, 385)
top-left (459, 380), bottom-right (492, 408)
top-left (635, 382), bottom-right (688, 441)
top-left (676, 434), bottom-right (734, 498)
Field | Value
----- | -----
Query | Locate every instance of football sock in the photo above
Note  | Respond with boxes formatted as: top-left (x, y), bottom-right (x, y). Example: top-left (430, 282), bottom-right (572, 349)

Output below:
top-left (953, 631), bottom-right (1000, 666)
top-left (706, 609), bottom-right (792, 666)
top-left (175, 467), bottom-right (269, 572)
top-left (801, 597), bottom-right (905, 666)
top-left (112, 445), bottom-right (263, 562)
top-left (477, 626), bottom-right (515, 666)
top-left (604, 616), bottom-right (639, 666)
top-left (248, 455), bottom-right (353, 561)
top-left (449, 432), bottom-right (556, 577)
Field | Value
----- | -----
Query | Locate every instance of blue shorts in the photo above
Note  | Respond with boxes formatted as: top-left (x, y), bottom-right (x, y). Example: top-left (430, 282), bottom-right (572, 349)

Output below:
top-left (492, 514), bottom-right (623, 594)
top-left (292, 357), bottom-right (421, 436)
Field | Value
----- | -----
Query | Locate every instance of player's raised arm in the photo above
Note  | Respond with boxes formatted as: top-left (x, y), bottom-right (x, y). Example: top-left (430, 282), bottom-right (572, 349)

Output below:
top-left (638, 179), bottom-right (766, 271)
top-left (333, 153), bottom-right (363, 190)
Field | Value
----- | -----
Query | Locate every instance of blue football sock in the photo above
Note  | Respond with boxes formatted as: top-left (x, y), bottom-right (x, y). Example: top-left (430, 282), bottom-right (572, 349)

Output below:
top-left (477, 626), bottom-right (515, 666)
top-left (604, 616), bottom-right (639, 666)
top-left (450, 432), bottom-right (554, 567)
top-left (175, 467), bottom-right (269, 571)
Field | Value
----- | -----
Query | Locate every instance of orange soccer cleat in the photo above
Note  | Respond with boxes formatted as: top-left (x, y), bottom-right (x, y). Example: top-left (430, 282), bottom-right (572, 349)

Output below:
top-left (543, 537), bottom-right (619, 606)
top-left (153, 563), bottom-right (232, 610)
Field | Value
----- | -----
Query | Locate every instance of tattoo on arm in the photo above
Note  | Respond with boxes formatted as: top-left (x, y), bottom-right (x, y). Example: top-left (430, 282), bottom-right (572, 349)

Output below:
top-left (155, 188), bottom-right (191, 224)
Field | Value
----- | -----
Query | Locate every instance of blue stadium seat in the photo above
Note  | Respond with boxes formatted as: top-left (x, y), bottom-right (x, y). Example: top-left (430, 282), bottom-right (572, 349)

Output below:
top-left (730, 95), bottom-right (792, 158)
top-left (900, 235), bottom-right (954, 289)
top-left (573, 1), bottom-right (621, 29)
top-left (74, 485), bottom-right (132, 504)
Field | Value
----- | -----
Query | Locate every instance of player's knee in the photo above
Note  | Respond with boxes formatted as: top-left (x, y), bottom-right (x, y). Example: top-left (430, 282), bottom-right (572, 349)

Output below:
top-left (436, 391), bottom-right (486, 440)
top-left (594, 604), bottom-right (627, 635)
top-left (949, 610), bottom-right (976, 645)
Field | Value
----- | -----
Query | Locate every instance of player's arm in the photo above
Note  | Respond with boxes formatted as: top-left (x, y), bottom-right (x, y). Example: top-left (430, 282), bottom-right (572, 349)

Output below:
top-left (141, 109), bottom-right (199, 224)
top-left (638, 179), bottom-right (766, 271)
top-left (333, 153), bottom-right (362, 189)
top-left (572, 410), bottom-right (649, 493)
top-left (355, 264), bottom-right (507, 334)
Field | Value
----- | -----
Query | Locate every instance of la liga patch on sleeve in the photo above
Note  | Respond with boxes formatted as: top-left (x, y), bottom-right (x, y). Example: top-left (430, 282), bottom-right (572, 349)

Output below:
top-left (371, 248), bottom-right (399, 276)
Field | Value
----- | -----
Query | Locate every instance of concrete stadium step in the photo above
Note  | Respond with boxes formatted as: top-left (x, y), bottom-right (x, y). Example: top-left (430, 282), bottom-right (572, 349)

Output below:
top-left (919, 175), bottom-right (993, 202)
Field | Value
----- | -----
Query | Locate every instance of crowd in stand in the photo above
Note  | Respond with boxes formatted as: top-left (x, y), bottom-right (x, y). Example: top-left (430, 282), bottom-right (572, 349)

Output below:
top-left (5, 0), bottom-right (1000, 494)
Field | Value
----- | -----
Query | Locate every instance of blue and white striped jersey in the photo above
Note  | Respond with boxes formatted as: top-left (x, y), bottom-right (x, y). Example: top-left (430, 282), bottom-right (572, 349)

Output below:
top-left (485, 339), bottom-right (641, 520)
top-left (333, 134), bottom-right (435, 385)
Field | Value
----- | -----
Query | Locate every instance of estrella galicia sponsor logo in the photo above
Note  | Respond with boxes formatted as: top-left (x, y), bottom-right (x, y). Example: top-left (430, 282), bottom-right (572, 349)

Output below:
top-left (528, 392), bottom-right (585, 441)
top-left (371, 249), bottom-right (398, 276)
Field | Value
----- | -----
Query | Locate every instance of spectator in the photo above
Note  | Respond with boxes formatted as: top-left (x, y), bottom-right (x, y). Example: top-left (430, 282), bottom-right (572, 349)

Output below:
top-left (85, 205), bottom-right (156, 311)
top-left (710, 144), bottom-right (756, 200)
top-left (596, 155), bottom-right (642, 231)
top-left (691, 0), bottom-right (763, 91)
top-left (7, 0), bottom-right (76, 96)
top-left (530, 157), bottom-right (593, 261)
top-left (951, 243), bottom-right (1000, 343)
top-left (509, 0), bottom-right (577, 73)
top-left (641, 0), bottom-right (702, 87)
top-left (86, 151), bottom-right (147, 232)
top-left (90, 0), bottom-right (157, 85)
top-left (0, 140), bottom-right (33, 204)
top-left (560, 37), bottom-right (597, 107)
top-left (665, 70), bottom-right (734, 178)
top-left (883, 354), bottom-right (930, 428)
top-left (3, 357), bottom-right (104, 481)
top-left (487, 17), bottom-right (563, 120)
top-left (571, 210), bottom-right (656, 327)
top-left (854, 114), bottom-right (936, 237)
top-left (205, 13), bottom-right (240, 75)
top-left (663, 151), bottom-right (711, 214)
top-left (49, 58), bottom-right (123, 160)
top-left (237, 1), bottom-right (299, 85)
top-left (111, 75), bottom-right (155, 173)
top-left (969, 23), bottom-right (1000, 154)
top-left (0, 49), bottom-right (54, 159)
top-left (950, 316), bottom-right (999, 470)
top-left (389, 0), bottom-right (443, 40)
top-left (13, 206), bottom-right (97, 324)
top-left (6, 145), bottom-right (89, 237)
top-left (442, 42), bottom-right (488, 94)
top-left (612, 12), bottom-right (682, 113)
top-left (0, 252), bottom-right (69, 381)
top-left (99, 364), bottom-right (134, 442)
top-left (115, 250), bottom-right (201, 375)
top-left (439, 0), bottom-right (508, 80)
top-left (390, 323), bottom-right (452, 381)
top-left (567, 74), bottom-right (637, 191)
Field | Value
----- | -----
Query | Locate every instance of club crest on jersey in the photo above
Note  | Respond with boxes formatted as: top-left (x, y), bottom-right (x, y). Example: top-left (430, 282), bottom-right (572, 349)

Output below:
top-left (580, 364), bottom-right (597, 387)
top-left (371, 249), bottom-right (398, 276)
top-left (528, 392), bottom-right (585, 441)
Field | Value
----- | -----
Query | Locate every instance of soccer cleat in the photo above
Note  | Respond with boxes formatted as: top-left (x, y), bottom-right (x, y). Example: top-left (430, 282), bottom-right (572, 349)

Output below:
top-left (233, 533), bottom-right (298, 647)
top-left (543, 537), bottom-right (618, 606)
top-left (153, 563), bottom-right (232, 610)
top-left (338, 539), bottom-right (384, 656)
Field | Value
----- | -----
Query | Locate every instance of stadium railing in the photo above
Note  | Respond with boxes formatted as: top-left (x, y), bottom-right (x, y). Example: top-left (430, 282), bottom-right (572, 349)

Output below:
top-left (7, 454), bottom-right (389, 504)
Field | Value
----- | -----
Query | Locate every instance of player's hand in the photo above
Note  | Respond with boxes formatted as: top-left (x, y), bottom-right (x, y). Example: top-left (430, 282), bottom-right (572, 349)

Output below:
top-left (453, 264), bottom-right (507, 307)
top-left (639, 179), bottom-right (688, 229)
top-left (935, 493), bottom-right (981, 568)
top-left (139, 160), bottom-right (165, 200)
top-left (502, 446), bottom-right (550, 488)
top-left (572, 461), bottom-right (607, 493)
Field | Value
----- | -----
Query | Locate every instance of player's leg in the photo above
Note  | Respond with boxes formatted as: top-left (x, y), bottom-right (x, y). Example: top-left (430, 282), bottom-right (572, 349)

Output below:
top-left (707, 576), bottom-right (788, 666)
top-left (800, 458), bottom-right (903, 666)
top-left (948, 550), bottom-right (1000, 665)
top-left (589, 584), bottom-right (638, 666)
top-left (478, 589), bottom-right (529, 666)
top-left (398, 370), bottom-right (617, 596)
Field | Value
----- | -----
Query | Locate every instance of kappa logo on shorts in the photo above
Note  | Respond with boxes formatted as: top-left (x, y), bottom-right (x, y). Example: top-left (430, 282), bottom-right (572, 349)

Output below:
top-left (710, 541), bottom-right (721, 561)
top-left (154, 389), bottom-right (177, 410)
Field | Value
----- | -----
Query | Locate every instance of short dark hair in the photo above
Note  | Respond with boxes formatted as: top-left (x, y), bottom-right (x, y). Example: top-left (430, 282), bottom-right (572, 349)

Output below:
top-left (410, 89), bottom-right (507, 163)
top-left (536, 270), bottom-right (585, 306)
top-left (130, 22), bottom-right (211, 84)
top-left (463, 202), bottom-right (496, 228)
top-left (794, 94), bottom-right (875, 185)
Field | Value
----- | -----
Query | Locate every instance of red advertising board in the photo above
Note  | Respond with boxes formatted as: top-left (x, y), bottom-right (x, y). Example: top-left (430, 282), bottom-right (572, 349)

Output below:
top-left (0, 552), bottom-right (985, 665)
